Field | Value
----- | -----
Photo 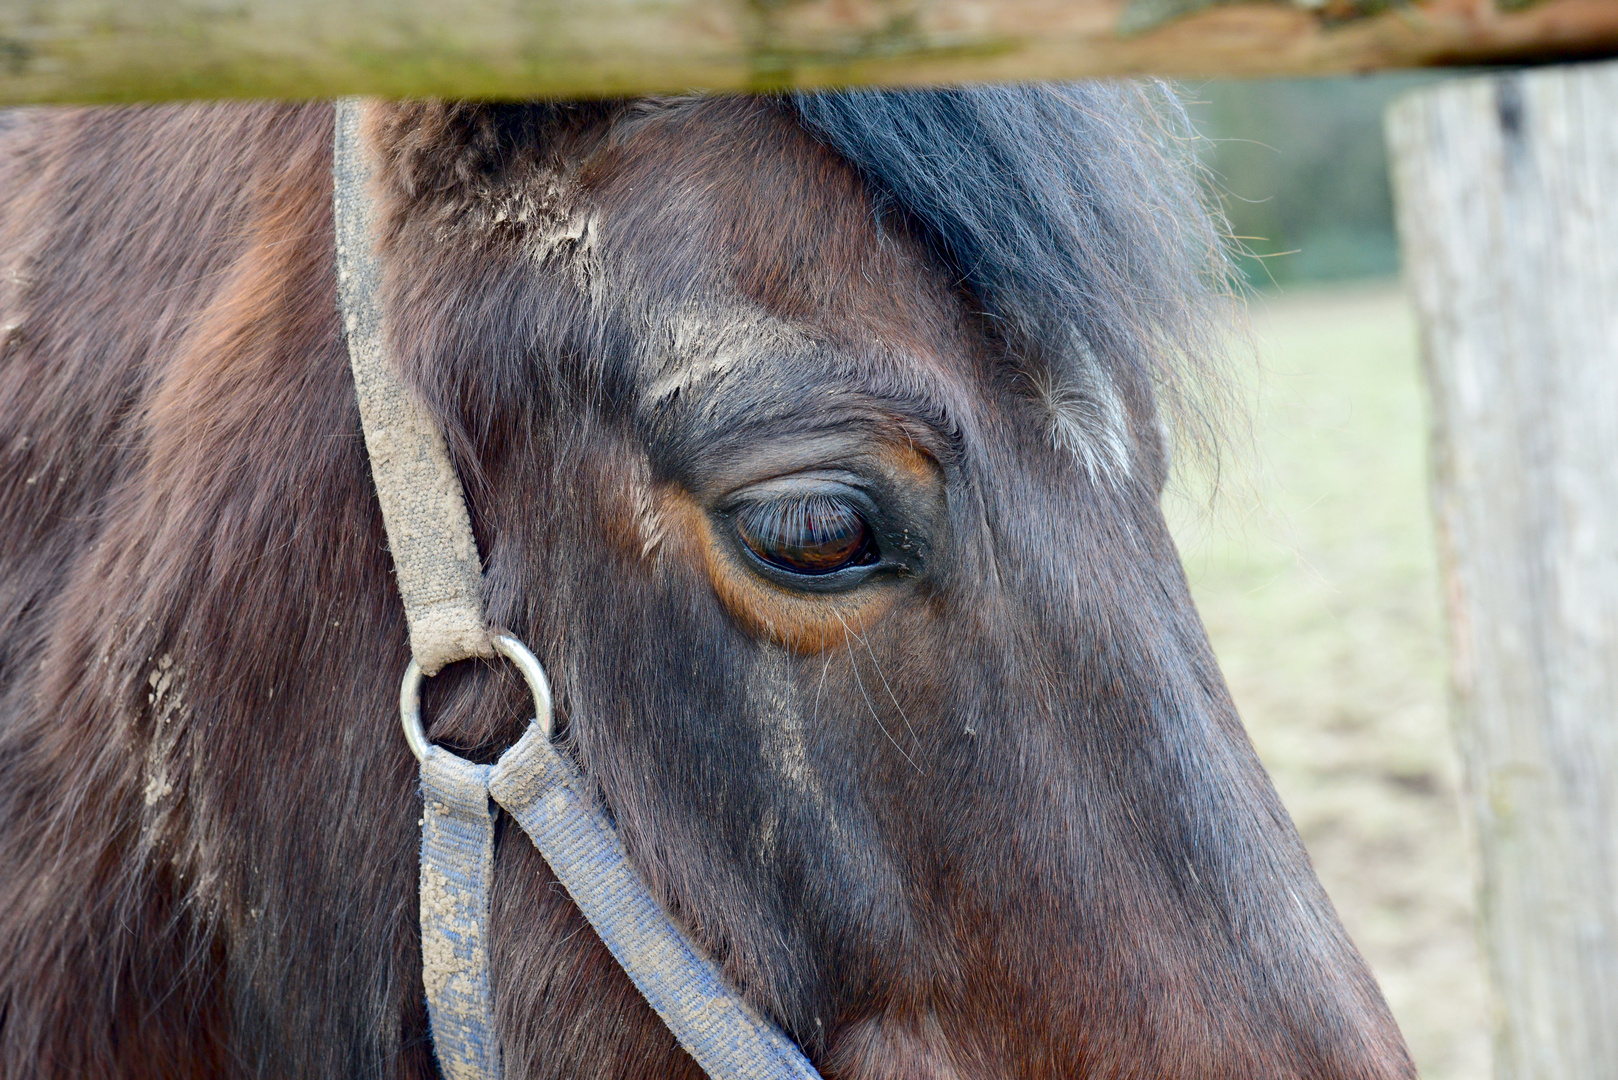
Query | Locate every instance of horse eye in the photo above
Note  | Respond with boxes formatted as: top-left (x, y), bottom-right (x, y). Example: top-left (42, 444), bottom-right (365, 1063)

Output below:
top-left (735, 495), bottom-right (879, 576)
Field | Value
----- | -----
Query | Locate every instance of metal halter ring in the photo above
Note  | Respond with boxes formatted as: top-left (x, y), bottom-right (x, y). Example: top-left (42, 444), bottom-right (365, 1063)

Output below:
top-left (399, 633), bottom-right (555, 761)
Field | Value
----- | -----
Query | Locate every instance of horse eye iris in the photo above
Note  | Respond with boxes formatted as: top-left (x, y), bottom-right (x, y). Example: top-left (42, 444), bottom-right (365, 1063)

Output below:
top-left (736, 496), bottom-right (879, 576)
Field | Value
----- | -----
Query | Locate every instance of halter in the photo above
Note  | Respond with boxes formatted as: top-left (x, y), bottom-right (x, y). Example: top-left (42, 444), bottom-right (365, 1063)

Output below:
top-left (333, 99), bottom-right (824, 1080)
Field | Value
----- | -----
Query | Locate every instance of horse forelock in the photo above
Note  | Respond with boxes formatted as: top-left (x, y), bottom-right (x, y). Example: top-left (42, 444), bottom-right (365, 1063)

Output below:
top-left (789, 84), bottom-right (1242, 483)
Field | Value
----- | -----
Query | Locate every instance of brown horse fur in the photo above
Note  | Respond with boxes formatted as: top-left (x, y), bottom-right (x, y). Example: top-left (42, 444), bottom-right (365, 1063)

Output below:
top-left (0, 93), bottom-right (1414, 1079)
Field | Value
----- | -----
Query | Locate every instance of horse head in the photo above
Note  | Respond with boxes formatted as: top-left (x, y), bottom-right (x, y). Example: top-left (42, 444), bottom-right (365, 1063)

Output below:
top-left (0, 89), bottom-right (1412, 1079)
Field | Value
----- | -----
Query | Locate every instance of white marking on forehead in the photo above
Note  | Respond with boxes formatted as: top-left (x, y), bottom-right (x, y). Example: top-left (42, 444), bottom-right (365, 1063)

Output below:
top-left (639, 303), bottom-right (810, 408)
top-left (1037, 331), bottom-right (1132, 482)
top-left (476, 172), bottom-right (814, 406)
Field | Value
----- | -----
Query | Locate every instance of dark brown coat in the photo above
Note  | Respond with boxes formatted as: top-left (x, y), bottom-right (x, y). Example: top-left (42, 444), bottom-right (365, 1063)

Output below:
top-left (0, 95), bottom-right (1413, 1080)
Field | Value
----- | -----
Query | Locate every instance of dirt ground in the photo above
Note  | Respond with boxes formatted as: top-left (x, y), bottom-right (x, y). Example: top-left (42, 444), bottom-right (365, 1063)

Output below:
top-left (1166, 284), bottom-right (1490, 1080)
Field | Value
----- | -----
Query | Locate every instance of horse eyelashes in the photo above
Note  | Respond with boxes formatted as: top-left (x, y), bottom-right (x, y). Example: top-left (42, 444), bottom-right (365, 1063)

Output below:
top-left (735, 494), bottom-right (879, 576)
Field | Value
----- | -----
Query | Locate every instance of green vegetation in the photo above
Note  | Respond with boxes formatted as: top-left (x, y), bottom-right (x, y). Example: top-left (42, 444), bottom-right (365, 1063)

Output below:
top-left (1167, 286), bottom-right (1487, 1079)
top-left (1187, 74), bottom-right (1448, 286)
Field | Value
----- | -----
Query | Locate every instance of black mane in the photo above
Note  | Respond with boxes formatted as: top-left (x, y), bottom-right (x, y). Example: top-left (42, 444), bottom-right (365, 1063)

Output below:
top-left (791, 83), bottom-right (1237, 455)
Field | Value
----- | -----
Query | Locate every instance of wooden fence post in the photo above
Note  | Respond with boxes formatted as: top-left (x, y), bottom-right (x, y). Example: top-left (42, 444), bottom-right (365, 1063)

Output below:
top-left (1387, 63), bottom-right (1618, 1080)
top-left (4, 0), bottom-right (1618, 103)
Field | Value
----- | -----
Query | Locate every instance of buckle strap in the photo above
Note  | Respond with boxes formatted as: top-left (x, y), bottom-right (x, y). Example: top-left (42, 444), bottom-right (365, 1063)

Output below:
top-left (334, 97), bottom-right (490, 676)
top-left (336, 98), bottom-right (825, 1080)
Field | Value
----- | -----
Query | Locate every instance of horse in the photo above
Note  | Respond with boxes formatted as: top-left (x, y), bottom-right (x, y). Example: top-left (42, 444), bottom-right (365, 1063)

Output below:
top-left (0, 88), bottom-right (1413, 1079)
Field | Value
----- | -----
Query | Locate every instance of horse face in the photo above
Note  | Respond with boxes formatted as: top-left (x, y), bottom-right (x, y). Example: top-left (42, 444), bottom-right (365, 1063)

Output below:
top-left (374, 94), bottom-right (1413, 1079)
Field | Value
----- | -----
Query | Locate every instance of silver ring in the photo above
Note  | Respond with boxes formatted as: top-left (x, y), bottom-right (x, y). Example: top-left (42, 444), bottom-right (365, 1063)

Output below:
top-left (399, 633), bottom-right (555, 761)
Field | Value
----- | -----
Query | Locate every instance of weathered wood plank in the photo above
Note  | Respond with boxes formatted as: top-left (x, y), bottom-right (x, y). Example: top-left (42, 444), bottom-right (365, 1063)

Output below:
top-left (2, 0), bottom-right (1617, 104)
top-left (1388, 61), bottom-right (1618, 1080)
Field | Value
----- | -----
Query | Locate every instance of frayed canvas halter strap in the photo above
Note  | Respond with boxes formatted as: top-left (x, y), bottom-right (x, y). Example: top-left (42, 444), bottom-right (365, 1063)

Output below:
top-left (333, 99), bottom-right (823, 1080)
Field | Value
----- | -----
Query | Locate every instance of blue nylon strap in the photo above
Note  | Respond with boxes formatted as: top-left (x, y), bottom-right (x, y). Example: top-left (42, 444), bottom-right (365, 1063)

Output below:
top-left (419, 749), bottom-right (503, 1080)
top-left (415, 722), bottom-right (825, 1080)
top-left (489, 721), bottom-right (823, 1080)
top-left (341, 92), bottom-right (819, 1080)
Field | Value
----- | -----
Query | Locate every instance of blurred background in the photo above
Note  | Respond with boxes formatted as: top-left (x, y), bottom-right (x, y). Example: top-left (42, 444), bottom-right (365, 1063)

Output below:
top-left (1171, 76), bottom-right (1486, 1080)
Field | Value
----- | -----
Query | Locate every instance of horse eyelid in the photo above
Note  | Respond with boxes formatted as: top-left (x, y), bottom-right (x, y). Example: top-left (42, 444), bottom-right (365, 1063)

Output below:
top-left (734, 495), bottom-right (878, 577)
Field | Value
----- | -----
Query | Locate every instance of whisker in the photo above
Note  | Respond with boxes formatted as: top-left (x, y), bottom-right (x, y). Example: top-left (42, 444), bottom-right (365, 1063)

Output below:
top-left (836, 614), bottom-right (923, 774)
top-left (812, 649), bottom-right (832, 730)
top-left (852, 624), bottom-right (925, 768)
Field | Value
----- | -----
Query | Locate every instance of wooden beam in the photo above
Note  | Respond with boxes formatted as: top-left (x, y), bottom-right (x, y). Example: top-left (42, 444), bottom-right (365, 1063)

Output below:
top-left (3, 0), bottom-right (1618, 104)
top-left (1388, 61), bottom-right (1618, 1079)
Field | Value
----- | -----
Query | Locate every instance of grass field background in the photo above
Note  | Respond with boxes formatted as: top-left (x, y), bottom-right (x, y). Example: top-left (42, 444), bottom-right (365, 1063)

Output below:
top-left (1166, 283), bottom-right (1489, 1080)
